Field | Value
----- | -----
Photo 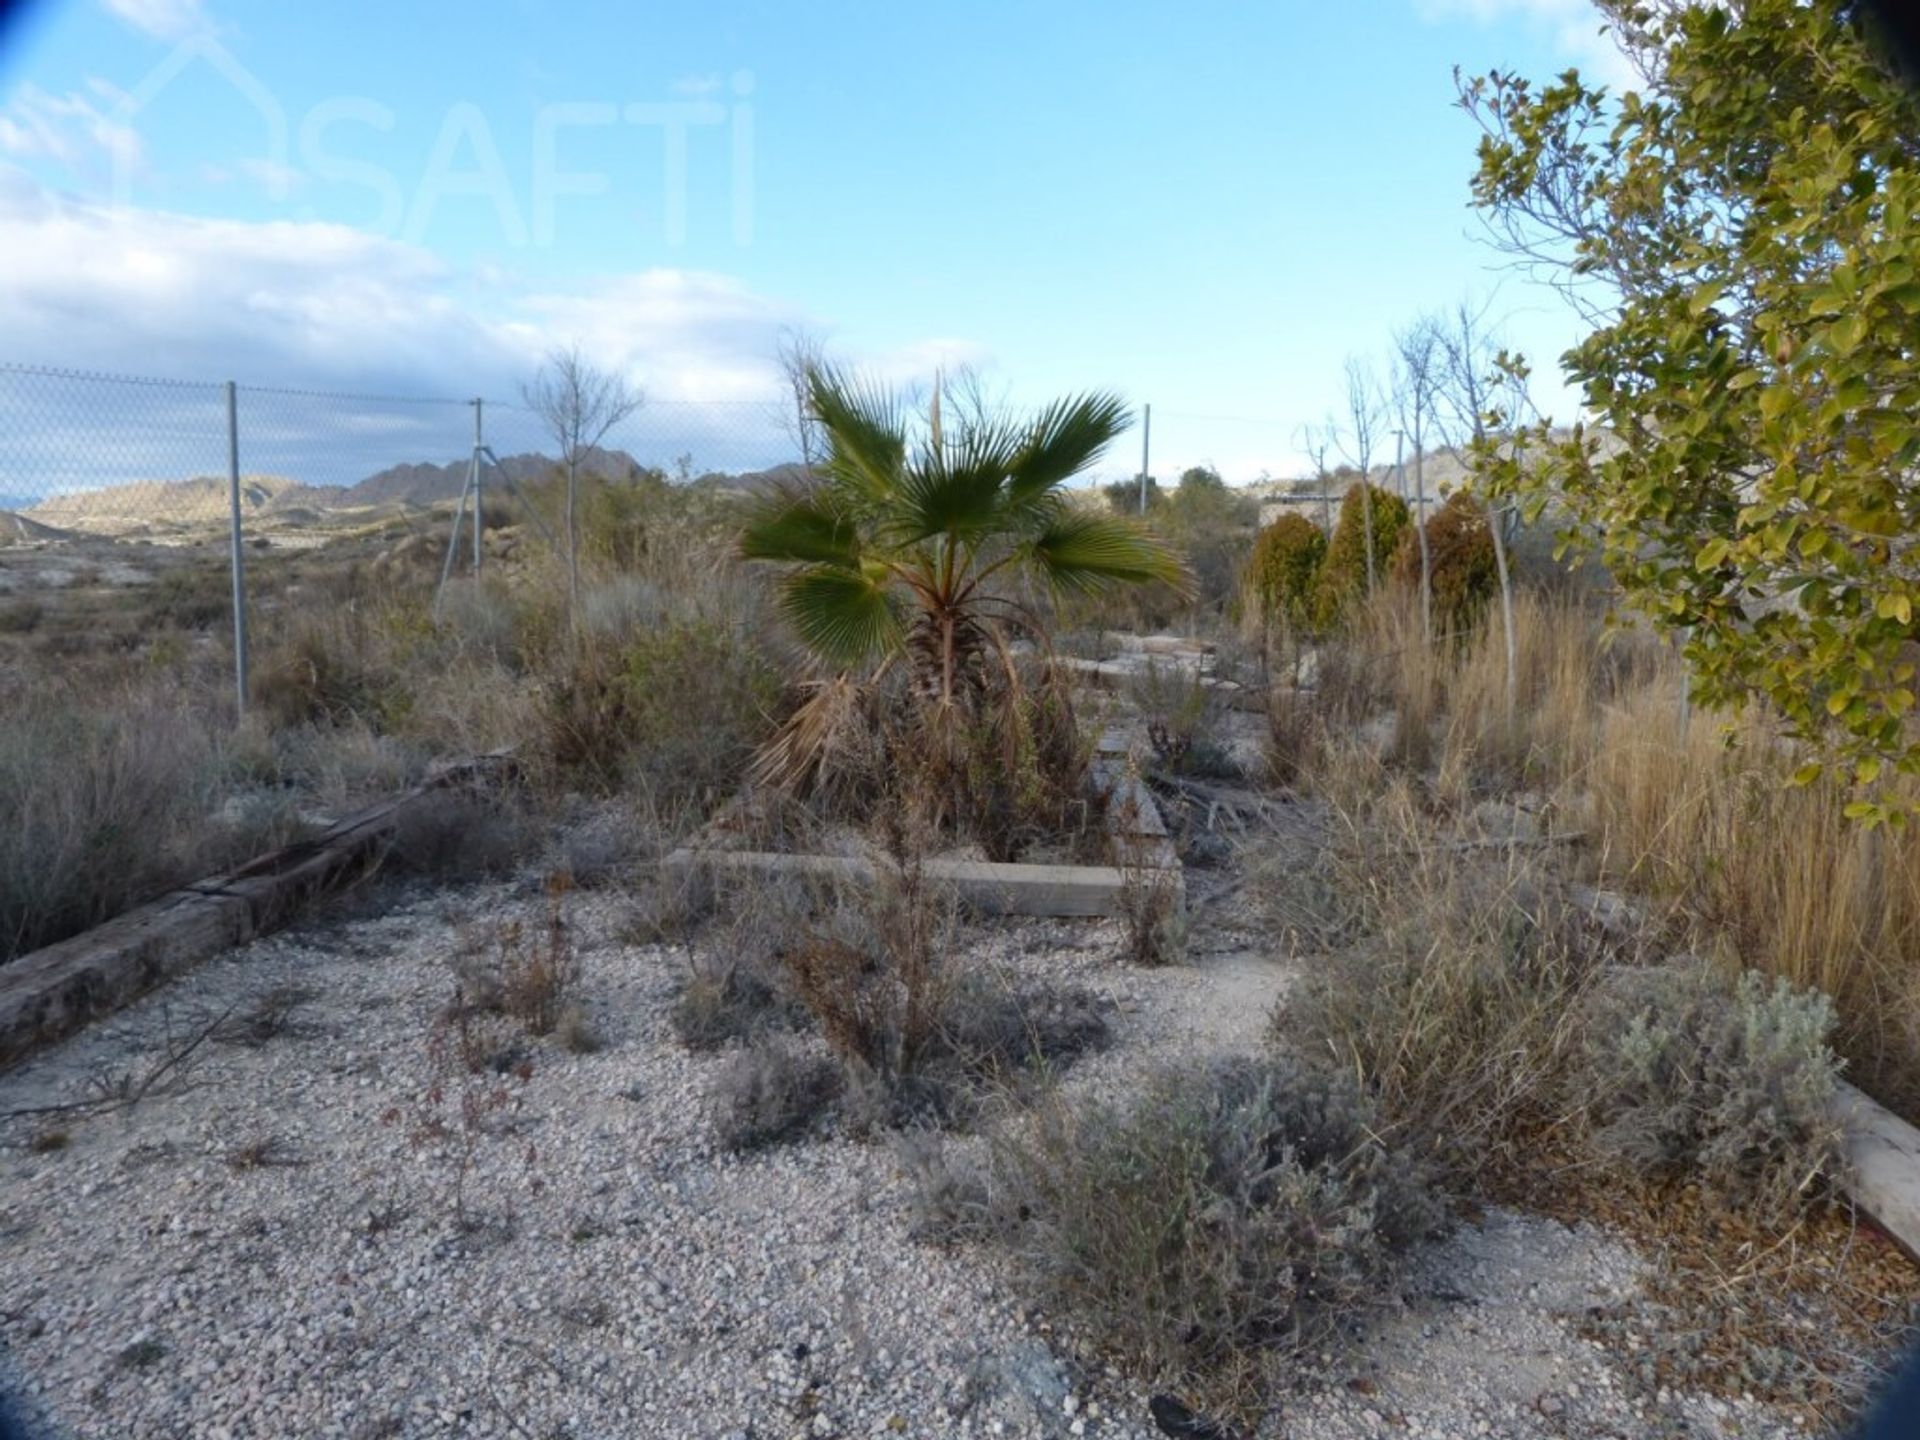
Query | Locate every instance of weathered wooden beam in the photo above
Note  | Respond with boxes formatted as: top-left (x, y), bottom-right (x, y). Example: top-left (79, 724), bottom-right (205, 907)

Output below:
top-left (1101, 632), bottom-right (1218, 657)
top-left (0, 893), bottom-right (252, 1069)
top-left (1057, 655), bottom-right (1266, 712)
top-left (1835, 1081), bottom-right (1920, 1261)
top-left (0, 749), bottom-right (516, 1072)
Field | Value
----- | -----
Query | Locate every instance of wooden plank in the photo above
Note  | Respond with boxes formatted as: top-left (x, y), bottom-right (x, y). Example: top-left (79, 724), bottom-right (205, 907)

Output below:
top-left (664, 848), bottom-right (1132, 918)
top-left (0, 893), bottom-right (250, 1070)
top-left (0, 748), bottom-right (518, 1073)
top-left (1835, 1081), bottom-right (1920, 1260)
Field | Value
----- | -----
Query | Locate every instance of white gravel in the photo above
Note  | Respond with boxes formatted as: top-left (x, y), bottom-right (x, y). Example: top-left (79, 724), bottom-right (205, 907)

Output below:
top-left (0, 868), bottom-right (1822, 1439)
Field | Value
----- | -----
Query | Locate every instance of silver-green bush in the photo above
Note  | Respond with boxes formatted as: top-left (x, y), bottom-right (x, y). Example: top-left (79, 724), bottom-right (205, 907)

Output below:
top-left (1583, 966), bottom-right (1844, 1221)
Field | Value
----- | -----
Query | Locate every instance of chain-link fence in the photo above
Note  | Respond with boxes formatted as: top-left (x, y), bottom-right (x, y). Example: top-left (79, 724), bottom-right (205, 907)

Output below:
top-left (1, 360), bottom-right (1348, 714)
top-left (0, 361), bottom-right (826, 707)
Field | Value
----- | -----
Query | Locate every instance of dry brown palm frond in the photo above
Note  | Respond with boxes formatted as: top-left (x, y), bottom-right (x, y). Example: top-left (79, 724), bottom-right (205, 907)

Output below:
top-left (750, 673), bottom-right (886, 810)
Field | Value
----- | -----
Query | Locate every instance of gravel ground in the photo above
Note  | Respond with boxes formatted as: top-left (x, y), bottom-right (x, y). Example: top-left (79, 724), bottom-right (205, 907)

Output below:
top-left (0, 864), bottom-right (1835, 1439)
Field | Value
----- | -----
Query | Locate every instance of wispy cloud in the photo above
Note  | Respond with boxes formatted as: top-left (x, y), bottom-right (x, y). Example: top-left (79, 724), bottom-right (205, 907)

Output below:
top-left (0, 82), bottom-right (143, 178)
top-left (100, 0), bottom-right (209, 40)
top-left (1417, 0), bottom-right (1639, 90)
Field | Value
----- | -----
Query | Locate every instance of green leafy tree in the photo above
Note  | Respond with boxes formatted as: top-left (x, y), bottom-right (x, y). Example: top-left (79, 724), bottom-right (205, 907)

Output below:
top-left (1314, 484), bottom-right (1411, 629)
top-left (1461, 0), bottom-right (1920, 818)
top-left (741, 366), bottom-right (1188, 706)
top-left (1249, 512), bottom-right (1328, 635)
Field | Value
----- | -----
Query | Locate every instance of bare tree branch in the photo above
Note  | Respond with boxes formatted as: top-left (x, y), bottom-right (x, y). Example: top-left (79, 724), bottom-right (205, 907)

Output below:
top-left (522, 345), bottom-right (644, 628)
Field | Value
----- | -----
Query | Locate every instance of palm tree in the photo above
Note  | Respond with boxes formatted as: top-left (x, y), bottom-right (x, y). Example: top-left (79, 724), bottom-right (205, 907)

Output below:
top-left (742, 366), bottom-right (1186, 703)
top-left (739, 366), bottom-right (1188, 817)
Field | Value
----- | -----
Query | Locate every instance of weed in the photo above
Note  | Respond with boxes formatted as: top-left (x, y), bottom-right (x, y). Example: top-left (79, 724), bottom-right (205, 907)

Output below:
top-left (0, 690), bottom-right (224, 961)
top-left (497, 875), bottom-right (579, 1037)
top-left (225, 1134), bottom-right (299, 1171)
top-left (385, 790), bottom-right (527, 879)
top-left (214, 984), bottom-right (315, 1048)
top-left (395, 999), bottom-right (535, 1231)
top-left (544, 618), bottom-right (779, 807)
top-left (711, 1039), bottom-right (842, 1152)
top-left (1136, 660), bottom-right (1238, 781)
top-left (555, 1004), bottom-right (603, 1055)
top-left (670, 883), bottom-right (812, 1050)
top-left (1272, 796), bottom-right (1603, 1186)
top-left (1117, 857), bottom-right (1186, 967)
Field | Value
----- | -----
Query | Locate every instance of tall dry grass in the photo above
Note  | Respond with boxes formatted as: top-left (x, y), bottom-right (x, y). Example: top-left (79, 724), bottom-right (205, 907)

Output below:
top-left (1585, 692), bottom-right (1920, 1109)
top-left (0, 680), bottom-right (301, 959)
top-left (0, 475), bottom-right (784, 964)
top-left (1287, 583), bottom-right (1920, 1111)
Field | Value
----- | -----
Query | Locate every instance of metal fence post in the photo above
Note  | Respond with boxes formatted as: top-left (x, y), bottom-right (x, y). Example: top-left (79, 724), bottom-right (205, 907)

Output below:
top-left (225, 381), bottom-right (250, 717)
top-left (472, 397), bottom-right (484, 574)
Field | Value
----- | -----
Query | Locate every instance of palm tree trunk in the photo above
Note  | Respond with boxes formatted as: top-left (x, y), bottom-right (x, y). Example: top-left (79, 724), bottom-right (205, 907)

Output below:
top-left (940, 611), bottom-right (955, 709)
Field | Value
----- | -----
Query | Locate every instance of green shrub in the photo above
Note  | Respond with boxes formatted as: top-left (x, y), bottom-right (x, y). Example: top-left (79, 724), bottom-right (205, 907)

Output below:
top-left (1312, 484), bottom-right (1410, 629)
top-left (545, 619), bottom-right (779, 806)
top-left (1394, 491), bottom-right (1497, 636)
top-left (1582, 966), bottom-right (1844, 1221)
top-left (1246, 513), bottom-right (1326, 636)
top-left (150, 564), bottom-right (232, 629)
top-left (0, 599), bottom-right (44, 634)
top-left (971, 1057), bottom-right (1438, 1390)
top-left (252, 614), bottom-right (402, 730)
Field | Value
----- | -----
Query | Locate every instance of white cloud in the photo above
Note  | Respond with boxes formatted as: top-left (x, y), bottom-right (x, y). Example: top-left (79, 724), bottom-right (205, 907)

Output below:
top-left (0, 83), bottom-right (144, 177)
top-left (101, 0), bottom-right (208, 40)
top-left (1418, 0), bottom-right (1641, 90)
top-left (0, 171), bottom-right (993, 485)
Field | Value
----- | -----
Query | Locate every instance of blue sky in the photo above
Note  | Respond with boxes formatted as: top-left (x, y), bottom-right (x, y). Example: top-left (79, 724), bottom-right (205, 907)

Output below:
top-left (0, 0), bottom-right (1630, 487)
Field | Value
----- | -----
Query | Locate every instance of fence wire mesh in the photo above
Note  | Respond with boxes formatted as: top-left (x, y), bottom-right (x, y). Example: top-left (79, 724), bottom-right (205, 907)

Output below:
top-left (2, 359), bottom-right (1338, 711)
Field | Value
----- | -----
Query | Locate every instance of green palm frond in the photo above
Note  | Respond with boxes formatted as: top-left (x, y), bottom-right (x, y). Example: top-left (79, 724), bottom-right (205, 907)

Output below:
top-left (893, 415), bottom-right (1026, 543)
top-left (807, 365), bottom-right (907, 505)
top-left (1022, 508), bottom-right (1191, 596)
top-left (1005, 392), bottom-right (1131, 510)
top-left (739, 490), bottom-right (862, 565)
top-left (777, 563), bottom-right (903, 667)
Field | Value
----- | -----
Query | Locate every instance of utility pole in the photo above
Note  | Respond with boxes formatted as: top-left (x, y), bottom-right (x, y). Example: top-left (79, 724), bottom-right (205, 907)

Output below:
top-left (1138, 403), bottom-right (1152, 515)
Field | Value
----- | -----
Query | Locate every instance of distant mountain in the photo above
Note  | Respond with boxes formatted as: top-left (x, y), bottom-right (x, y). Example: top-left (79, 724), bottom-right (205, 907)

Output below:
top-left (262, 447), bottom-right (653, 515)
top-left (26, 475), bottom-right (301, 536)
top-left (12, 446), bottom-right (787, 539)
top-left (0, 509), bottom-right (77, 545)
